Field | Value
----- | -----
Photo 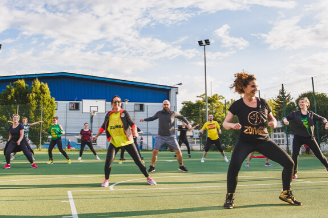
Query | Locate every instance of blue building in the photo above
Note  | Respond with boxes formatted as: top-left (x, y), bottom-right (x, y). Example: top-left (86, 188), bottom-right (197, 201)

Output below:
top-left (0, 72), bottom-right (180, 149)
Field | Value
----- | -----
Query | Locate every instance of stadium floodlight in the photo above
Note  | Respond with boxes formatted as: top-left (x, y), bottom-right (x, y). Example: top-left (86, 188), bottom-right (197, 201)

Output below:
top-left (174, 83), bottom-right (182, 86)
top-left (197, 39), bottom-right (210, 124)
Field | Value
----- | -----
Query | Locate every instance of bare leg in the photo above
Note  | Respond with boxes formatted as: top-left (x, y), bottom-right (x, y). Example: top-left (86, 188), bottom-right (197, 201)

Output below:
top-left (246, 151), bottom-right (255, 163)
top-left (151, 149), bottom-right (159, 167)
top-left (221, 151), bottom-right (226, 157)
top-left (175, 150), bottom-right (183, 166)
top-left (202, 151), bottom-right (208, 158)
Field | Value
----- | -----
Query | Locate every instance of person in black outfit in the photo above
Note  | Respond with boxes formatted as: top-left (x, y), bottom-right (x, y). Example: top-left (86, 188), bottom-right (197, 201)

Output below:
top-left (223, 72), bottom-right (301, 209)
top-left (3, 114), bottom-right (38, 169)
top-left (175, 122), bottom-right (198, 158)
top-left (78, 123), bottom-right (100, 160)
top-left (283, 97), bottom-right (328, 179)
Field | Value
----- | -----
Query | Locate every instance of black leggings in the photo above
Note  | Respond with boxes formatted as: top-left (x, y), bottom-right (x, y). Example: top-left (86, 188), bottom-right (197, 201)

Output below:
top-left (178, 137), bottom-right (190, 154)
top-left (80, 141), bottom-right (97, 157)
top-left (105, 143), bottom-right (148, 180)
top-left (205, 137), bottom-right (223, 152)
top-left (48, 137), bottom-right (69, 160)
top-left (292, 135), bottom-right (328, 173)
top-left (227, 139), bottom-right (294, 193)
top-left (5, 140), bottom-right (33, 164)
top-left (120, 138), bottom-right (142, 159)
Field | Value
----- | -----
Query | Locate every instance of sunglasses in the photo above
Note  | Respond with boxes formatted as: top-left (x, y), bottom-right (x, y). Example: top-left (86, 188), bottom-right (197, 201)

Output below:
top-left (113, 101), bottom-right (121, 104)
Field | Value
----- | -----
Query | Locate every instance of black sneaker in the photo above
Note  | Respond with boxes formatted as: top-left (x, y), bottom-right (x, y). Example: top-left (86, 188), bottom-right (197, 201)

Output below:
top-left (223, 193), bottom-right (235, 209)
top-left (179, 165), bottom-right (188, 172)
top-left (174, 154), bottom-right (177, 158)
top-left (279, 190), bottom-right (302, 206)
top-left (148, 165), bottom-right (155, 173)
top-left (188, 154), bottom-right (191, 158)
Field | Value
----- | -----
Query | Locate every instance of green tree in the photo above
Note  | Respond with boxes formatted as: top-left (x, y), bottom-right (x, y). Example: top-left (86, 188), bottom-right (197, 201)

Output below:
top-left (180, 94), bottom-right (237, 149)
top-left (0, 80), bottom-right (30, 141)
top-left (273, 87), bottom-right (293, 120)
top-left (29, 79), bottom-right (56, 148)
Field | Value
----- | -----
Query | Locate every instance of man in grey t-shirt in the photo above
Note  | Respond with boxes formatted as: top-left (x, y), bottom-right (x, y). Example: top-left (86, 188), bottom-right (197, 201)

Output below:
top-left (140, 100), bottom-right (191, 173)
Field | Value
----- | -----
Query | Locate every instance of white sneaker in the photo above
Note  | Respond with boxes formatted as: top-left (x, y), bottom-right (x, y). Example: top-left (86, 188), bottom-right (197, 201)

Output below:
top-left (96, 156), bottom-right (100, 160)
top-left (77, 157), bottom-right (81, 160)
top-left (10, 155), bottom-right (15, 161)
top-left (245, 163), bottom-right (249, 167)
top-left (224, 156), bottom-right (229, 162)
top-left (101, 180), bottom-right (109, 187)
top-left (147, 178), bottom-right (157, 185)
top-left (201, 158), bottom-right (205, 163)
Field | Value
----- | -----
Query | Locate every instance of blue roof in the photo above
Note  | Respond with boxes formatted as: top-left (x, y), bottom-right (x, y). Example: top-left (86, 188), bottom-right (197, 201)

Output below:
top-left (0, 72), bottom-right (173, 102)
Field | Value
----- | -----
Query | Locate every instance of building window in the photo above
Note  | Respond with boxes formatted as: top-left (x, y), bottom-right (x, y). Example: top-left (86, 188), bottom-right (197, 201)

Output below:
top-left (135, 104), bottom-right (144, 111)
top-left (55, 102), bottom-right (58, 110)
top-left (69, 102), bottom-right (80, 110)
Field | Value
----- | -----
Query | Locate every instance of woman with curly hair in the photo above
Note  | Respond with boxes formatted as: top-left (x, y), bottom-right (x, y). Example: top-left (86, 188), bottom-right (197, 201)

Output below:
top-left (222, 72), bottom-right (301, 209)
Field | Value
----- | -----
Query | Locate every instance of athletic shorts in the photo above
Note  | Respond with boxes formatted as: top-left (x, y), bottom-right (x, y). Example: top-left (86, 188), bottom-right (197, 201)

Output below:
top-left (205, 137), bottom-right (223, 152)
top-left (154, 135), bottom-right (180, 151)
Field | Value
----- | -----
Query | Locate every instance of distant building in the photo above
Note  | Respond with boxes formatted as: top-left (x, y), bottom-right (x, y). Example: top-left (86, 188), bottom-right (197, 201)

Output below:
top-left (0, 72), bottom-right (180, 149)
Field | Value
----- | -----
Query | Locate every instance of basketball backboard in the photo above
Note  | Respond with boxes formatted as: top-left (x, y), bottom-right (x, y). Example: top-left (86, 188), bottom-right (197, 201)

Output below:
top-left (82, 99), bottom-right (106, 113)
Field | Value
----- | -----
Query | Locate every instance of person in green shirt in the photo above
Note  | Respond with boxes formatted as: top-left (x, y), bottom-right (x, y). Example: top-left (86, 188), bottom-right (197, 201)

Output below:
top-left (42, 116), bottom-right (71, 164)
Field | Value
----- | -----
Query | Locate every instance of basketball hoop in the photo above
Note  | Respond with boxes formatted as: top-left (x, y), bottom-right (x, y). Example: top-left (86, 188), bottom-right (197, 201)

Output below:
top-left (91, 110), bottom-right (98, 116)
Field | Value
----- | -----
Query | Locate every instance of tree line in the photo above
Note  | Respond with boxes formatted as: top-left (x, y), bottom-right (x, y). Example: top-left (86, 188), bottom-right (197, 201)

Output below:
top-left (0, 79), bottom-right (56, 148)
top-left (179, 89), bottom-right (328, 148)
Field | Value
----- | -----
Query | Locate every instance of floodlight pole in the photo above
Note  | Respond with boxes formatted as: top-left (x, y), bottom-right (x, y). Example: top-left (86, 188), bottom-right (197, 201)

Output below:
top-left (198, 40), bottom-right (210, 126)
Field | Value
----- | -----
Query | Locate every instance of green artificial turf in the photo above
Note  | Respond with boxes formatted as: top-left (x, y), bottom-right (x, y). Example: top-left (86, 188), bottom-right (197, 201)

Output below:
top-left (0, 150), bottom-right (327, 217)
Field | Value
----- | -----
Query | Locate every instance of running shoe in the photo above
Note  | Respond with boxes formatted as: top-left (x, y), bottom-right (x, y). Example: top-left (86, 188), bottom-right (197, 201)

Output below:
top-left (101, 180), bottom-right (109, 187)
top-left (279, 190), bottom-right (302, 206)
top-left (96, 156), bottom-right (100, 160)
top-left (31, 163), bottom-right (38, 168)
top-left (179, 165), bottom-right (189, 172)
top-left (10, 155), bottom-right (15, 161)
top-left (223, 193), bottom-right (235, 209)
top-left (141, 158), bottom-right (145, 164)
top-left (3, 164), bottom-right (11, 169)
top-left (293, 173), bottom-right (298, 179)
top-left (147, 178), bottom-right (157, 185)
top-left (326, 168), bottom-right (328, 172)
top-left (67, 158), bottom-right (71, 164)
top-left (77, 157), bottom-right (81, 160)
top-left (245, 163), bottom-right (249, 168)
top-left (224, 156), bottom-right (229, 162)
top-left (201, 158), bottom-right (205, 163)
top-left (47, 159), bottom-right (53, 164)
top-left (174, 154), bottom-right (177, 158)
top-left (148, 165), bottom-right (155, 173)
top-left (188, 154), bottom-right (191, 158)
top-left (119, 159), bottom-right (123, 164)
top-left (265, 162), bottom-right (274, 167)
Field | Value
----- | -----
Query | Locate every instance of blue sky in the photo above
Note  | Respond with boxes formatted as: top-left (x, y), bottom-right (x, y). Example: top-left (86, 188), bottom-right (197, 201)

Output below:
top-left (1, 0), bottom-right (327, 109)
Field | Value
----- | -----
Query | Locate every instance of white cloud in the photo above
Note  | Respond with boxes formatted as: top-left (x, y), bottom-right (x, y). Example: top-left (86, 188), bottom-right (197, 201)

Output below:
top-left (214, 24), bottom-right (249, 50)
top-left (0, 0), bottom-right (297, 76)
top-left (261, 0), bottom-right (328, 49)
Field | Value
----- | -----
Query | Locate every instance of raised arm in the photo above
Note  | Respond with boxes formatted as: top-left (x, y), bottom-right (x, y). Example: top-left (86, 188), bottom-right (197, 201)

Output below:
top-left (140, 112), bottom-right (159, 122)
top-left (223, 111), bottom-right (241, 130)
top-left (29, 121), bottom-right (44, 126)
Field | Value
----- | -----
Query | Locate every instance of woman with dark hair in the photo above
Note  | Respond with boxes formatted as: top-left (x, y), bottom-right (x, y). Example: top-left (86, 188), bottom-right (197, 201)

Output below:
top-left (93, 95), bottom-right (156, 187)
top-left (42, 116), bottom-right (71, 164)
top-left (222, 72), bottom-right (301, 209)
top-left (78, 123), bottom-right (100, 160)
top-left (3, 114), bottom-right (38, 169)
top-left (283, 97), bottom-right (328, 179)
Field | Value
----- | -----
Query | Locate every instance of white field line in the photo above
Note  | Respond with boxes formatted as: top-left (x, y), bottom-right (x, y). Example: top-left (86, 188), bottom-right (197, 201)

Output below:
top-left (67, 191), bottom-right (78, 218)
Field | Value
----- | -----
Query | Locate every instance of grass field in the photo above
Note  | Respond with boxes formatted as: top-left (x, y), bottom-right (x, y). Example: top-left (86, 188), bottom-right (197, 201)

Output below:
top-left (1, 150), bottom-right (328, 218)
